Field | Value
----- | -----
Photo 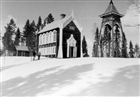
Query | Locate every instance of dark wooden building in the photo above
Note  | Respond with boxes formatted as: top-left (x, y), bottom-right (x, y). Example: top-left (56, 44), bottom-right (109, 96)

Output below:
top-left (37, 13), bottom-right (83, 58)
top-left (15, 45), bottom-right (30, 56)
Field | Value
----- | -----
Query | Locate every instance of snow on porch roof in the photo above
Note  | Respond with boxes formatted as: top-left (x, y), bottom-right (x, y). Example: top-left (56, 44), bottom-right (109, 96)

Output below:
top-left (38, 13), bottom-right (82, 34)
top-left (15, 46), bottom-right (29, 51)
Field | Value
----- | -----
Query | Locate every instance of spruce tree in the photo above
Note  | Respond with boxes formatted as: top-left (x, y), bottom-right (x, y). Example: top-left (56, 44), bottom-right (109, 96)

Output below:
top-left (100, 36), bottom-right (104, 57)
top-left (14, 28), bottom-right (21, 46)
top-left (121, 32), bottom-right (127, 58)
top-left (43, 13), bottom-right (54, 28)
top-left (129, 41), bottom-right (134, 58)
top-left (2, 19), bottom-right (16, 55)
top-left (134, 43), bottom-right (139, 58)
top-left (92, 27), bottom-right (99, 57)
top-left (82, 36), bottom-right (89, 57)
top-left (23, 19), bottom-right (30, 38)
top-left (23, 19), bottom-right (37, 52)
top-left (114, 26), bottom-right (121, 57)
top-left (37, 16), bottom-right (42, 32)
top-left (46, 13), bottom-right (54, 24)
top-left (30, 20), bottom-right (37, 51)
top-left (102, 26), bottom-right (111, 57)
top-left (24, 20), bottom-right (37, 52)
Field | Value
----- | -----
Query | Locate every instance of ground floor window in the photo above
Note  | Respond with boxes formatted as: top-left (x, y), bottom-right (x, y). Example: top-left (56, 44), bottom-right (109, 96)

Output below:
top-left (39, 46), bottom-right (56, 57)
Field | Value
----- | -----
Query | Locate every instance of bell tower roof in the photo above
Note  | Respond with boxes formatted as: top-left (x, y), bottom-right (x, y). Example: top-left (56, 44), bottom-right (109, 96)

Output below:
top-left (99, 0), bottom-right (124, 18)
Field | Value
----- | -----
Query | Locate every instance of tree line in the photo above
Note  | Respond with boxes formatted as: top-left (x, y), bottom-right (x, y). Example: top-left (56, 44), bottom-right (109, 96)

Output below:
top-left (91, 26), bottom-right (140, 58)
top-left (1, 13), bottom-right (54, 56)
top-left (1, 13), bottom-right (139, 58)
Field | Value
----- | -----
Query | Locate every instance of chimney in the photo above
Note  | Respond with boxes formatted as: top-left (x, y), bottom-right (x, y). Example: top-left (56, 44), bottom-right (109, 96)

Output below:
top-left (60, 14), bottom-right (66, 19)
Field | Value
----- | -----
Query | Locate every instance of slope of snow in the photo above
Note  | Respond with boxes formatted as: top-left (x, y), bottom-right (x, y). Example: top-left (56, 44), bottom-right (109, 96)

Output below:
top-left (0, 57), bottom-right (140, 96)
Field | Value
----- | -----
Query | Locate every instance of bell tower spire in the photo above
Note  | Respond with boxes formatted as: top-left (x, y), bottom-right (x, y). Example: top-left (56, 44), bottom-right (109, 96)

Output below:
top-left (110, 0), bottom-right (113, 4)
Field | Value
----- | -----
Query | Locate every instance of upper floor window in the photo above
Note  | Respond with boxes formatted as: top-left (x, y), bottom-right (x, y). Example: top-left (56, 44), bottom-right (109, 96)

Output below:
top-left (39, 35), bottom-right (41, 45)
top-left (50, 31), bottom-right (52, 43)
top-left (44, 33), bottom-right (46, 44)
top-left (53, 30), bottom-right (57, 42)
top-left (46, 33), bottom-right (48, 44)
top-left (48, 32), bottom-right (50, 44)
top-left (40, 34), bottom-right (42, 45)
top-left (43, 33), bottom-right (45, 44)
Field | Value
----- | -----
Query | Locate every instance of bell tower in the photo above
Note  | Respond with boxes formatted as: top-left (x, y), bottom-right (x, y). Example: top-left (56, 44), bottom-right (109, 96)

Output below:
top-left (99, 0), bottom-right (124, 57)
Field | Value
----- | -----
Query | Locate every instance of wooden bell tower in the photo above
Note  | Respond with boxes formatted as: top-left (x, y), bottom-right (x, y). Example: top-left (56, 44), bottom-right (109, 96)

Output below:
top-left (99, 0), bottom-right (124, 57)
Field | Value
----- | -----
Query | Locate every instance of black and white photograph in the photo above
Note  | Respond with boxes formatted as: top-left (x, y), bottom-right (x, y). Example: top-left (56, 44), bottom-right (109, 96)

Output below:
top-left (0, 0), bottom-right (140, 96)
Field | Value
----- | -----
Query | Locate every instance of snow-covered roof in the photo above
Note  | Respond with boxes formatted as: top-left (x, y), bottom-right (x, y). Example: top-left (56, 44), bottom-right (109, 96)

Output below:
top-left (15, 45), bottom-right (29, 51)
top-left (38, 12), bottom-right (82, 34)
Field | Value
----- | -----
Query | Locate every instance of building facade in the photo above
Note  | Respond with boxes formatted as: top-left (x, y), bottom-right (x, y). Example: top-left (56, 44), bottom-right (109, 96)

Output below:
top-left (37, 13), bottom-right (83, 58)
top-left (15, 45), bottom-right (30, 56)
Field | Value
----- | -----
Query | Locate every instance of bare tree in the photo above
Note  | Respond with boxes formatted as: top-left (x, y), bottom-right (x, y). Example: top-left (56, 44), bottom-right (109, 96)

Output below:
top-left (128, 0), bottom-right (140, 8)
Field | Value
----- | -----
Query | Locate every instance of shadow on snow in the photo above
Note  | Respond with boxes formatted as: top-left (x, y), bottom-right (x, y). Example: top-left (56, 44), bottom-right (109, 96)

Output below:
top-left (72, 64), bottom-right (140, 96)
top-left (1, 63), bottom-right (94, 96)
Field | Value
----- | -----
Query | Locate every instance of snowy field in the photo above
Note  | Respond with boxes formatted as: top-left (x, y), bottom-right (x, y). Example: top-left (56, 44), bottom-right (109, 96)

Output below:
top-left (0, 56), bottom-right (140, 96)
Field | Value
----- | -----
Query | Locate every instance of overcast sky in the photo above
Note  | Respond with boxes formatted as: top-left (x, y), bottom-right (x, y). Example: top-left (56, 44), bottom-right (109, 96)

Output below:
top-left (1, 0), bottom-right (140, 53)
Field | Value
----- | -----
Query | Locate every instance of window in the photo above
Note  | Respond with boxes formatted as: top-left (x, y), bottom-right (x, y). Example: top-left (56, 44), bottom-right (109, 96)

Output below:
top-left (41, 48), bottom-right (42, 55)
top-left (40, 34), bottom-right (42, 45)
top-left (44, 33), bottom-right (46, 44)
top-left (42, 34), bottom-right (43, 45)
top-left (54, 46), bottom-right (56, 54)
top-left (51, 32), bottom-right (53, 42)
top-left (50, 47), bottom-right (52, 55)
top-left (45, 47), bottom-right (47, 55)
top-left (42, 48), bottom-right (44, 55)
top-left (46, 33), bottom-right (48, 44)
top-left (50, 31), bottom-right (52, 43)
top-left (39, 35), bottom-right (40, 45)
top-left (53, 30), bottom-right (57, 42)
top-left (41, 34), bottom-right (43, 45)
top-left (48, 33), bottom-right (50, 44)
top-left (52, 47), bottom-right (53, 54)
top-left (51, 47), bottom-right (53, 55)
top-left (43, 33), bottom-right (45, 44)
top-left (39, 48), bottom-right (41, 53)
top-left (44, 48), bottom-right (45, 55)
top-left (47, 47), bottom-right (48, 55)
top-left (48, 47), bottom-right (49, 55)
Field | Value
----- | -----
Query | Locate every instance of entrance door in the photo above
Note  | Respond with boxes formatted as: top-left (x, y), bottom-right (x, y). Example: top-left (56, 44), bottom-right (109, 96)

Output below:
top-left (67, 34), bottom-right (77, 58)
top-left (69, 46), bottom-right (74, 58)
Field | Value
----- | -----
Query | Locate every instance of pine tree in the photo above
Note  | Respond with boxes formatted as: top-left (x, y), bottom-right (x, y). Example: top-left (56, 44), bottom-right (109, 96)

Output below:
top-left (43, 13), bottom-right (54, 29)
top-left (2, 19), bottom-right (16, 55)
top-left (46, 13), bottom-right (54, 24)
top-left (14, 28), bottom-right (21, 45)
top-left (92, 27), bottom-right (99, 57)
top-left (134, 43), bottom-right (139, 58)
top-left (24, 20), bottom-right (37, 52)
top-left (102, 26), bottom-right (111, 57)
top-left (114, 26), bottom-right (121, 57)
top-left (30, 20), bottom-right (37, 51)
top-left (92, 43), bottom-right (96, 57)
top-left (23, 19), bottom-right (30, 38)
top-left (82, 36), bottom-right (89, 57)
top-left (100, 36), bottom-right (104, 57)
top-left (37, 16), bottom-right (42, 32)
top-left (121, 32), bottom-right (128, 58)
top-left (129, 41), bottom-right (134, 58)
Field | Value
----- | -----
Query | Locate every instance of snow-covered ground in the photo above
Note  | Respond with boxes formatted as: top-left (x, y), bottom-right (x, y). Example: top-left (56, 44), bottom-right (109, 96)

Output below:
top-left (0, 56), bottom-right (140, 96)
